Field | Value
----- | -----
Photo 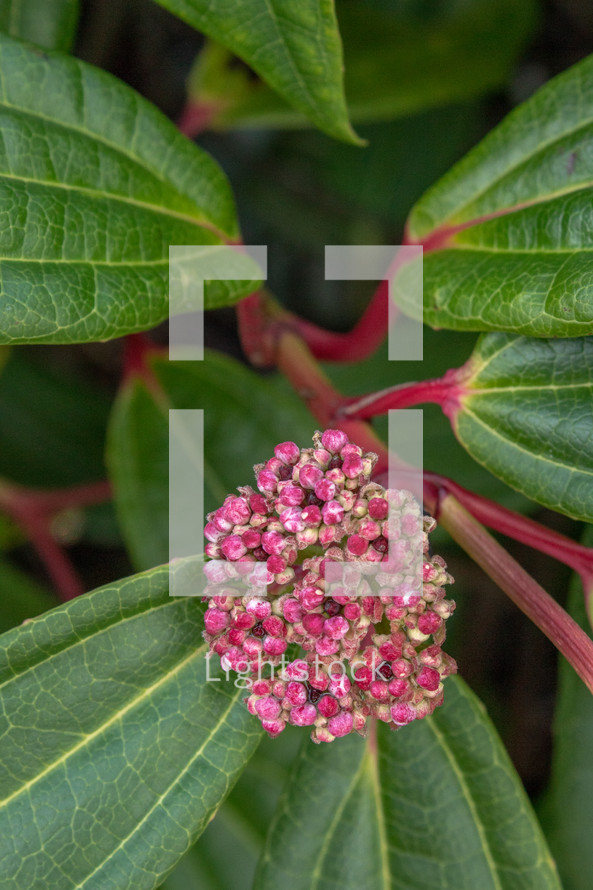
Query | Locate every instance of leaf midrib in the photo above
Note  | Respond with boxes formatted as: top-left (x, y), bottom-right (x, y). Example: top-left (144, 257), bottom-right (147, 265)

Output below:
top-left (0, 591), bottom-right (177, 694)
top-left (426, 714), bottom-right (503, 890)
top-left (0, 638), bottom-right (207, 811)
top-left (458, 403), bottom-right (593, 479)
top-left (428, 90), bottom-right (593, 230)
top-left (73, 670), bottom-right (242, 890)
top-left (0, 170), bottom-right (224, 237)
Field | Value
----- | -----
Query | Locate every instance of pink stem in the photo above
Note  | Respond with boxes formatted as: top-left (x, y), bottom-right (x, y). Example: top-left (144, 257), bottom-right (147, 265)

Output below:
top-left (290, 280), bottom-right (389, 362)
top-left (0, 479), bottom-right (112, 602)
top-left (439, 494), bottom-right (593, 694)
top-left (340, 372), bottom-right (464, 421)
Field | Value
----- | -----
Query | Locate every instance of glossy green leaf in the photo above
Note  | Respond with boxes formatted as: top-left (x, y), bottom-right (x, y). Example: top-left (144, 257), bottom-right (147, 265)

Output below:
top-left (0, 559), bottom-right (263, 889)
top-left (452, 333), bottom-right (593, 522)
top-left (403, 52), bottom-right (593, 337)
top-left (0, 33), bottom-right (250, 346)
top-left (155, 0), bottom-right (357, 143)
top-left (0, 0), bottom-right (78, 51)
top-left (255, 677), bottom-right (560, 890)
top-left (106, 350), bottom-right (314, 571)
top-left (160, 728), bottom-right (302, 890)
top-left (188, 0), bottom-right (535, 131)
top-left (539, 526), bottom-right (593, 890)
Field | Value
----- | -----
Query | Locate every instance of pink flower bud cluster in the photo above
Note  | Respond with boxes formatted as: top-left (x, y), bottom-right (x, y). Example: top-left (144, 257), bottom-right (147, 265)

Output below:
top-left (202, 430), bottom-right (456, 742)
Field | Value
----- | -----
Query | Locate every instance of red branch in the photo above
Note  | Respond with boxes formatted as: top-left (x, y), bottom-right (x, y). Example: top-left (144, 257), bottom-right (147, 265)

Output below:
top-left (439, 495), bottom-right (593, 694)
top-left (0, 479), bottom-right (112, 602)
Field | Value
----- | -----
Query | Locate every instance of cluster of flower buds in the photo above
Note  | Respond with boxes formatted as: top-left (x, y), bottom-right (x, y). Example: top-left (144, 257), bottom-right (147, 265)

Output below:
top-left (202, 430), bottom-right (456, 743)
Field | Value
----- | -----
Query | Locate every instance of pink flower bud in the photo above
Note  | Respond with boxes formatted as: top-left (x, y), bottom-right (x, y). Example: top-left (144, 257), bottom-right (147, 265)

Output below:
top-left (279, 507), bottom-right (305, 533)
top-left (261, 531), bottom-right (286, 555)
top-left (402, 514), bottom-right (420, 536)
top-left (343, 603), bottom-right (361, 621)
top-left (263, 615), bottom-right (286, 637)
top-left (285, 681), bottom-right (308, 706)
top-left (275, 441), bottom-right (300, 465)
top-left (249, 493), bottom-right (268, 514)
top-left (204, 608), bottom-right (229, 635)
top-left (328, 673), bottom-right (350, 697)
top-left (347, 535), bottom-right (368, 557)
top-left (279, 483), bottom-right (305, 506)
top-left (321, 429), bottom-right (349, 453)
top-left (299, 586), bottom-right (325, 610)
top-left (221, 535), bottom-right (248, 561)
top-left (257, 470), bottom-right (278, 492)
top-left (315, 637), bottom-right (340, 656)
top-left (417, 612), bottom-right (442, 635)
top-left (342, 456), bottom-right (364, 479)
top-left (242, 529), bottom-right (261, 549)
top-left (233, 612), bottom-right (255, 630)
top-left (417, 666), bottom-right (441, 691)
top-left (204, 521), bottom-right (224, 543)
top-left (264, 637), bottom-right (287, 656)
top-left (289, 704), bottom-right (318, 726)
top-left (223, 496), bottom-right (251, 525)
top-left (314, 479), bottom-right (336, 501)
top-left (324, 615), bottom-right (349, 640)
top-left (299, 464), bottom-right (324, 489)
top-left (302, 613), bottom-right (324, 636)
top-left (388, 678), bottom-right (409, 697)
top-left (328, 712), bottom-right (353, 737)
top-left (325, 467), bottom-right (346, 486)
top-left (266, 555), bottom-right (287, 574)
top-left (318, 695), bottom-right (339, 718)
top-left (391, 703), bottom-right (416, 725)
top-left (262, 718), bottom-right (285, 737)
top-left (368, 497), bottom-right (388, 520)
top-left (246, 599), bottom-right (271, 621)
top-left (322, 500), bottom-right (344, 525)
top-left (284, 659), bottom-right (309, 681)
top-left (302, 505), bottom-right (322, 527)
top-left (296, 528), bottom-right (319, 548)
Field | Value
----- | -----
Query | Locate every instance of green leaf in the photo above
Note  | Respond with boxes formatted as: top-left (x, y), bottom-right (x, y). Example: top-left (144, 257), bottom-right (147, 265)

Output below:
top-left (0, 34), bottom-right (249, 346)
top-left (160, 728), bottom-right (302, 890)
top-left (254, 677), bottom-right (560, 890)
top-left (0, 559), bottom-right (263, 889)
top-left (0, 0), bottom-right (79, 51)
top-left (106, 350), bottom-right (314, 571)
top-left (404, 52), bottom-right (593, 337)
top-left (452, 333), bottom-right (593, 523)
top-left (538, 526), bottom-right (593, 890)
top-left (155, 0), bottom-right (358, 143)
top-left (188, 0), bottom-right (535, 131)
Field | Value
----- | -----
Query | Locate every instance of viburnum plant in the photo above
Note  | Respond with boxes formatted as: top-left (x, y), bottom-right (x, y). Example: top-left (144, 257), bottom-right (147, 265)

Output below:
top-left (0, 2), bottom-right (592, 890)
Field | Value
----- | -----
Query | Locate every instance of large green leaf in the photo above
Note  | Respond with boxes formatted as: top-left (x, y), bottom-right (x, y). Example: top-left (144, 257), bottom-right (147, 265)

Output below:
top-left (0, 34), bottom-right (250, 346)
top-left (451, 333), bottom-right (593, 523)
top-left (187, 0), bottom-right (535, 131)
top-left (160, 728), bottom-right (302, 890)
top-left (106, 349), bottom-right (314, 571)
top-left (538, 526), bottom-right (593, 890)
top-left (0, 0), bottom-right (79, 50)
top-left (403, 52), bottom-right (593, 337)
top-left (254, 677), bottom-right (560, 890)
top-left (0, 559), bottom-right (263, 889)
top-left (155, 0), bottom-right (357, 143)
top-left (0, 0), bottom-right (78, 51)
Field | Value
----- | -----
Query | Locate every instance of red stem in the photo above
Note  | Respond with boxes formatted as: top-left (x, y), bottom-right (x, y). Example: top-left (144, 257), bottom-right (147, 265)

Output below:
top-left (290, 279), bottom-right (389, 362)
top-left (340, 371), bottom-right (464, 421)
top-left (439, 494), bottom-right (593, 694)
top-left (0, 479), bottom-right (112, 602)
